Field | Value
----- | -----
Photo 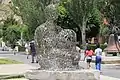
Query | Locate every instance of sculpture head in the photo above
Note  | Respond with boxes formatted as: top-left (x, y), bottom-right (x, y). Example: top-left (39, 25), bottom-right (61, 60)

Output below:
top-left (45, 4), bottom-right (58, 21)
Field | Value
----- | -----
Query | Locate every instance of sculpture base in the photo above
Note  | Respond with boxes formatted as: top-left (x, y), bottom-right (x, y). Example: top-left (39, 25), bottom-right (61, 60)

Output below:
top-left (25, 69), bottom-right (100, 80)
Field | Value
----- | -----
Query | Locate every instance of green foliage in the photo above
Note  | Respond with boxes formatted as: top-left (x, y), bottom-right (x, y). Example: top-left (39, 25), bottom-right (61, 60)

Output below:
top-left (86, 8), bottom-right (102, 32)
top-left (5, 25), bottom-right (21, 44)
top-left (2, 75), bottom-right (25, 80)
top-left (81, 44), bottom-right (107, 51)
top-left (64, 0), bottom-right (99, 27)
top-left (0, 24), bottom-right (3, 38)
top-left (11, 0), bottom-right (113, 43)
top-left (12, 0), bottom-right (53, 40)
top-left (57, 2), bottom-right (68, 17)
top-left (89, 8), bottom-right (102, 25)
top-left (99, 25), bottom-right (110, 36)
top-left (2, 17), bottom-right (29, 44)
top-left (0, 58), bottom-right (23, 64)
top-left (19, 25), bottom-right (29, 41)
top-left (57, 1), bottom-right (79, 32)
top-left (2, 18), bottom-right (19, 44)
top-left (18, 45), bottom-right (25, 51)
top-left (57, 0), bottom-right (106, 43)
top-left (62, 0), bottom-right (103, 45)
top-left (102, 0), bottom-right (120, 26)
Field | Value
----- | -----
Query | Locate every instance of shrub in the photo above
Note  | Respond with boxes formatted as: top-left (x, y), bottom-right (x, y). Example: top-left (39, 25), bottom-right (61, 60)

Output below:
top-left (80, 44), bottom-right (107, 51)
top-left (18, 45), bottom-right (25, 51)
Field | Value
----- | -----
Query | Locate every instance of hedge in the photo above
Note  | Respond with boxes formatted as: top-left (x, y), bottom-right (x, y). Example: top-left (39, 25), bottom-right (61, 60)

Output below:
top-left (18, 46), bottom-right (25, 51)
top-left (80, 44), bottom-right (107, 51)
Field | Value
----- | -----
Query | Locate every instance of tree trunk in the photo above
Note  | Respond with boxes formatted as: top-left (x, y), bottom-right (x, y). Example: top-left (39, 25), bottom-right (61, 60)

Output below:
top-left (80, 21), bottom-right (86, 49)
top-left (21, 32), bottom-right (24, 46)
top-left (98, 35), bottom-right (105, 44)
top-left (81, 27), bottom-right (86, 47)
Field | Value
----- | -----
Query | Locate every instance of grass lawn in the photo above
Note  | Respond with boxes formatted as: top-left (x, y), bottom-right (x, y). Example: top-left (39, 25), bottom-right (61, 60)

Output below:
top-left (7, 78), bottom-right (28, 80)
top-left (0, 75), bottom-right (26, 80)
top-left (0, 58), bottom-right (23, 64)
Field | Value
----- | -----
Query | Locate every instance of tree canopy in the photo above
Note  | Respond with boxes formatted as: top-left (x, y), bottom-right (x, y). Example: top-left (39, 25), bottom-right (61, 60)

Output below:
top-left (10, 0), bottom-right (120, 45)
top-left (12, 0), bottom-right (49, 39)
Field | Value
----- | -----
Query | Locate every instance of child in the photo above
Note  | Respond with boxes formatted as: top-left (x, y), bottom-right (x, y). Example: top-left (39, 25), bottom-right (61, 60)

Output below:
top-left (84, 46), bottom-right (93, 69)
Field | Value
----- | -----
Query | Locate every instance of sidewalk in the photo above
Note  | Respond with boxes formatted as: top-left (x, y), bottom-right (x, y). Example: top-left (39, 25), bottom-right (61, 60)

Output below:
top-left (101, 75), bottom-right (120, 80)
top-left (0, 64), bottom-right (120, 80)
top-left (0, 64), bottom-right (37, 75)
top-left (79, 61), bottom-right (120, 80)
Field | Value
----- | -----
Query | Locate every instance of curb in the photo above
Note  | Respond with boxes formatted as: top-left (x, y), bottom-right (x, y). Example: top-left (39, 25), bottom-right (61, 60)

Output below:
top-left (0, 74), bottom-right (24, 79)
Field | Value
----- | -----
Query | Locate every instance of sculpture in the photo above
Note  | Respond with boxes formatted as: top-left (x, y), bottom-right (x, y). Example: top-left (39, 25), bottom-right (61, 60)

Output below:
top-left (34, 3), bottom-right (80, 70)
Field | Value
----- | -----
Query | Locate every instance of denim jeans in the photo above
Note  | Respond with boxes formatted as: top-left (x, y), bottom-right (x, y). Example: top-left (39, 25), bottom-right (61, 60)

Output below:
top-left (95, 56), bottom-right (101, 71)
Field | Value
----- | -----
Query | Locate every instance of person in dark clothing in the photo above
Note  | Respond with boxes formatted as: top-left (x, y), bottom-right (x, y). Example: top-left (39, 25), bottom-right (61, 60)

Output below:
top-left (12, 44), bottom-right (16, 55)
top-left (30, 41), bottom-right (38, 63)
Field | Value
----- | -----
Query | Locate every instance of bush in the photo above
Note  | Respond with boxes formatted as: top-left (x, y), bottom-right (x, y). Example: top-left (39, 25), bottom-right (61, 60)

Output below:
top-left (80, 44), bottom-right (107, 51)
top-left (18, 45), bottom-right (25, 51)
top-left (100, 44), bottom-right (107, 50)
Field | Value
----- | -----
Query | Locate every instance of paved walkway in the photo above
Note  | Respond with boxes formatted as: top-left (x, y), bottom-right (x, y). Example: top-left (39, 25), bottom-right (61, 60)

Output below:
top-left (0, 52), bottom-right (39, 68)
top-left (0, 51), bottom-right (120, 80)
top-left (0, 64), bottom-right (119, 80)
top-left (0, 64), bottom-right (36, 75)
top-left (100, 75), bottom-right (120, 80)
top-left (0, 64), bottom-right (120, 80)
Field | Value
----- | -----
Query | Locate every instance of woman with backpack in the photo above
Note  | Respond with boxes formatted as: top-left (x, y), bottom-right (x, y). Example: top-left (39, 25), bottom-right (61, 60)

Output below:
top-left (84, 46), bottom-right (94, 69)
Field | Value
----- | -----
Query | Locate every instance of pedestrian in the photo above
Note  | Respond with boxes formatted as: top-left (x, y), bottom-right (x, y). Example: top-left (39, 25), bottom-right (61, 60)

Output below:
top-left (30, 41), bottom-right (38, 63)
top-left (15, 43), bottom-right (19, 53)
top-left (25, 42), bottom-right (30, 59)
top-left (84, 46), bottom-right (93, 69)
top-left (76, 45), bottom-right (81, 59)
top-left (95, 43), bottom-right (102, 71)
top-left (12, 44), bottom-right (16, 55)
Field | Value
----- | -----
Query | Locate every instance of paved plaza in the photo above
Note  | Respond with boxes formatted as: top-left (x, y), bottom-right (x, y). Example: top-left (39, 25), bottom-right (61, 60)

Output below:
top-left (0, 51), bottom-right (120, 80)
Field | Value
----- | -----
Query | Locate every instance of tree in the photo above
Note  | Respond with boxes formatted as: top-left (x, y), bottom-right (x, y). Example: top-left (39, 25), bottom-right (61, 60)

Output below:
top-left (2, 17), bottom-right (18, 42)
top-left (12, 0), bottom-right (53, 40)
top-left (57, 3), bottom-right (82, 41)
top-left (62, 0), bottom-right (100, 47)
top-left (101, 0), bottom-right (120, 33)
top-left (2, 17), bottom-right (29, 45)
top-left (57, 0), bottom-right (105, 43)
top-left (5, 25), bottom-right (21, 44)
top-left (19, 24), bottom-right (29, 41)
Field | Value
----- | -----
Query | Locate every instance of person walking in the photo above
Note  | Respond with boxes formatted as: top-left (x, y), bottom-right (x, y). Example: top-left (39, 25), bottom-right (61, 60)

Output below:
top-left (12, 44), bottom-right (16, 55)
top-left (30, 41), bottom-right (38, 63)
top-left (84, 46), bottom-right (93, 69)
top-left (25, 42), bottom-right (30, 59)
top-left (76, 45), bottom-right (81, 59)
top-left (95, 43), bottom-right (102, 71)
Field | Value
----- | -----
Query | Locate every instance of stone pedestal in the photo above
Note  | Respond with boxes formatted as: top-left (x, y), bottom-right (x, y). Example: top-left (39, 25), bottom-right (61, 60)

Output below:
top-left (25, 70), bottom-right (100, 80)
